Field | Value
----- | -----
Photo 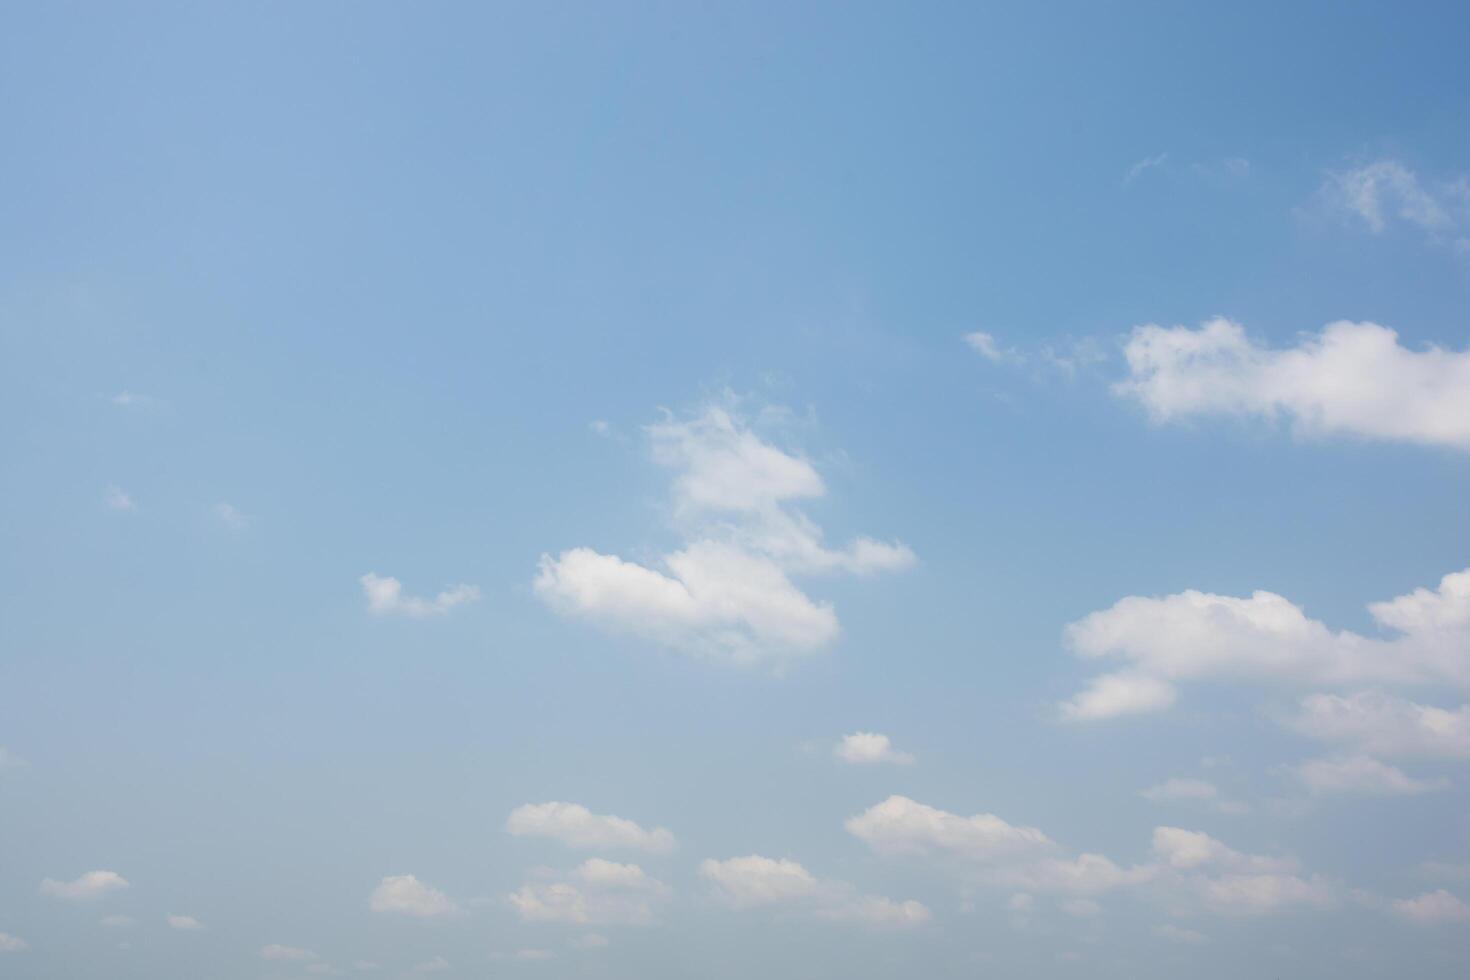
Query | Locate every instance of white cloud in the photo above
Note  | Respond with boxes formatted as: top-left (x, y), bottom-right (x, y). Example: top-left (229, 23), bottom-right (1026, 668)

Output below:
top-left (1154, 923), bottom-right (1207, 943)
top-left (411, 956), bottom-right (450, 973)
top-left (535, 404), bottom-right (914, 665)
top-left (834, 732), bottom-right (915, 766)
top-left (1289, 691), bottom-right (1470, 758)
top-left (963, 332), bottom-right (1016, 363)
top-left (359, 573), bottom-right (479, 618)
top-left (104, 485), bottom-right (136, 512)
top-left (1193, 873), bottom-right (1335, 915)
top-left (1393, 889), bottom-right (1470, 924)
top-left (39, 870), bottom-right (129, 901)
top-left (698, 855), bottom-right (928, 927)
top-left (1291, 756), bottom-right (1447, 797)
top-left (0, 933), bottom-right (27, 953)
top-left (1115, 318), bottom-right (1470, 449)
top-left (1061, 567), bottom-right (1470, 719)
top-left (260, 944), bottom-right (317, 961)
top-left (506, 802), bottom-right (675, 853)
top-left (1124, 152), bottom-right (1169, 184)
top-left (368, 874), bottom-right (460, 917)
top-left (166, 914), bottom-right (204, 931)
top-left (991, 853), bottom-right (1156, 896)
top-left (1322, 160), bottom-right (1462, 235)
top-left (214, 502), bottom-right (248, 530)
top-left (1151, 828), bottom-right (1295, 874)
top-left (846, 795), bottom-right (1051, 861)
top-left (509, 860), bottom-right (670, 926)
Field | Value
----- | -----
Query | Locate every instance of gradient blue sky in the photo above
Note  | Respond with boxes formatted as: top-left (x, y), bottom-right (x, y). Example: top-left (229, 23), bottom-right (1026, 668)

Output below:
top-left (4, 2), bottom-right (1470, 978)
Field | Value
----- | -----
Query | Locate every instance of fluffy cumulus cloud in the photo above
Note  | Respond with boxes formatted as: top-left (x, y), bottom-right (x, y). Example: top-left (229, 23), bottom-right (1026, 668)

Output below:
top-left (1393, 889), bottom-right (1470, 925)
top-left (39, 870), bottom-right (129, 901)
top-left (1289, 756), bottom-right (1447, 797)
top-left (360, 573), bottom-right (479, 617)
top-left (845, 795), bottom-right (1051, 861)
top-left (368, 874), bottom-right (460, 917)
top-left (534, 404), bottom-right (915, 665)
top-left (508, 860), bottom-right (670, 926)
top-left (698, 855), bottom-right (928, 927)
top-left (834, 732), bottom-right (915, 765)
top-left (1060, 567), bottom-right (1470, 719)
top-left (1114, 318), bottom-right (1470, 449)
top-left (1289, 691), bottom-right (1470, 758)
top-left (506, 802), bottom-right (675, 853)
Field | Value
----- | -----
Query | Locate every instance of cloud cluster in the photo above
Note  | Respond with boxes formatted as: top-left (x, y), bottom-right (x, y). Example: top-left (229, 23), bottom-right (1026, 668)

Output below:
top-left (1114, 318), bottom-right (1470, 449)
top-left (698, 854), bottom-right (929, 927)
top-left (368, 875), bottom-right (460, 918)
top-left (1060, 566), bottom-right (1470, 720)
top-left (509, 860), bottom-right (670, 926)
top-left (535, 404), bottom-right (915, 664)
top-left (360, 573), bottom-right (479, 617)
top-left (506, 802), bottom-right (675, 854)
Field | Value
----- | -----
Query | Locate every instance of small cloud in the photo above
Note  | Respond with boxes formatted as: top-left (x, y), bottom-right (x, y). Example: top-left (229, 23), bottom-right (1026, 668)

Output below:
top-left (104, 486), bottom-right (136, 512)
top-left (411, 956), bottom-right (451, 973)
top-left (360, 573), bottom-right (480, 618)
top-left (1292, 756), bottom-right (1448, 797)
top-left (214, 502), bottom-right (249, 530)
top-left (0, 933), bottom-right (28, 953)
top-left (963, 332), bottom-right (1020, 363)
top-left (1154, 923), bottom-right (1208, 944)
top-left (40, 870), bottom-right (129, 901)
top-left (590, 419), bottom-right (611, 435)
top-left (368, 874), bottom-right (461, 918)
top-left (1392, 889), bottom-right (1470, 925)
top-left (1124, 152), bottom-right (1169, 184)
top-left (834, 732), bottom-right (915, 766)
top-left (166, 914), bottom-right (204, 931)
top-left (260, 944), bottom-right (317, 961)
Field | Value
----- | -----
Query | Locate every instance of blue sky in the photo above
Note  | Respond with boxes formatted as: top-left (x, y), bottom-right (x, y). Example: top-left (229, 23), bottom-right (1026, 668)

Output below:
top-left (4, 2), bottom-right (1470, 977)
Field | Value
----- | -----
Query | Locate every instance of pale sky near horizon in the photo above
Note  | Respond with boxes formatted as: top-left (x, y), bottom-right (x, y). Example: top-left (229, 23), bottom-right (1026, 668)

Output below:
top-left (4, 3), bottom-right (1470, 978)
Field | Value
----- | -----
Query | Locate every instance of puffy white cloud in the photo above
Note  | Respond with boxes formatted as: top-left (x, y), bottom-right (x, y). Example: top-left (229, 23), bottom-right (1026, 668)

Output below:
top-left (260, 944), bottom-right (317, 961)
top-left (1291, 756), bottom-right (1447, 797)
top-left (368, 874), bottom-right (460, 917)
top-left (1061, 567), bottom-right (1470, 719)
top-left (535, 404), bottom-right (914, 665)
top-left (1115, 318), bottom-right (1470, 449)
top-left (0, 933), bottom-right (27, 953)
top-left (834, 732), bottom-right (915, 766)
top-left (1061, 673), bottom-right (1176, 721)
top-left (845, 795), bottom-right (1051, 861)
top-left (1151, 828), bottom-right (1295, 874)
top-left (506, 802), bottom-right (675, 853)
top-left (1290, 691), bottom-right (1470, 758)
top-left (1139, 779), bottom-right (1245, 813)
top-left (508, 860), bottom-right (670, 926)
top-left (1393, 889), bottom-right (1470, 924)
top-left (360, 573), bottom-right (479, 617)
top-left (992, 854), bottom-right (1156, 896)
top-left (698, 855), bottom-right (927, 928)
top-left (698, 856), bottom-right (820, 908)
top-left (166, 914), bottom-right (204, 931)
top-left (39, 870), bottom-right (129, 901)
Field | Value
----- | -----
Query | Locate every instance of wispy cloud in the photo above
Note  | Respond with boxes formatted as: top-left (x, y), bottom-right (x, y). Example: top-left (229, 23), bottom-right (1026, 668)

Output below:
top-left (360, 573), bottom-right (479, 618)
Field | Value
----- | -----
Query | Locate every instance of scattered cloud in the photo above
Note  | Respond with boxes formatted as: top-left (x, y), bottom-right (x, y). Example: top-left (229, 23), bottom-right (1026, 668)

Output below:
top-left (1393, 889), bottom-right (1470, 924)
top-left (1060, 566), bottom-right (1470, 719)
top-left (535, 402), bottom-right (915, 665)
top-left (359, 573), bottom-right (479, 618)
top-left (260, 944), bottom-right (317, 961)
top-left (963, 332), bottom-right (1019, 363)
top-left (166, 914), bottom-right (204, 931)
top-left (1141, 778), bottom-right (1250, 814)
top-left (509, 860), bottom-right (670, 926)
top-left (1115, 318), bottom-right (1470, 449)
top-left (1290, 756), bottom-right (1447, 797)
top-left (214, 502), bottom-right (249, 530)
top-left (834, 732), bottom-right (915, 766)
top-left (1124, 153), bottom-right (1169, 184)
top-left (845, 795), bottom-right (1051, 862)
top-left (0, 933), bottom-right (27, 953)
top-left (39, 870), bottom-right (129, 901)
top-left (506, 802), bottom-right (675, 853)
top-left (1154, 923), bottom-right (1208, 943)
top-left (104, 485), bottom-right (136, 512)
top-left (1320, 160), bottom-right (1469, 249)
top-left (368, 874), bottom-right (460, 917)
top-left (699, 855), bottom-right (928, 927)
top-left (1289, 691), bottom-right (1470, 758)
